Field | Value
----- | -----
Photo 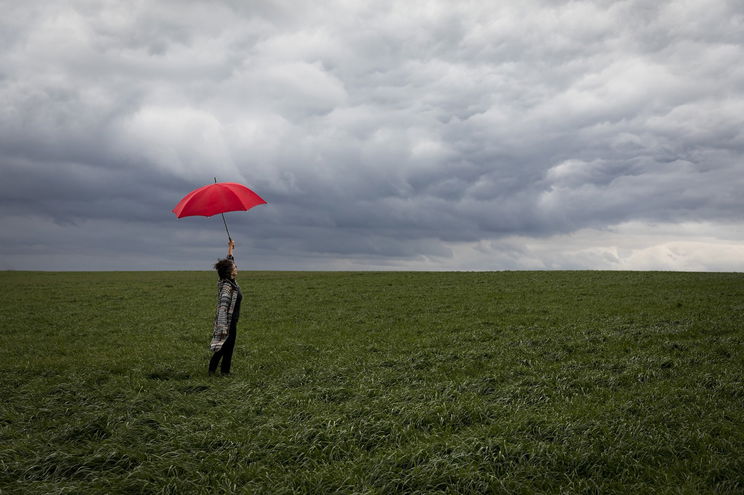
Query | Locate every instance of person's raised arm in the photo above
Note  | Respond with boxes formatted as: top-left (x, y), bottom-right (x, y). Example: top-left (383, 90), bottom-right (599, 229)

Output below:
top-left (227, 239), bottom-right (235, 259)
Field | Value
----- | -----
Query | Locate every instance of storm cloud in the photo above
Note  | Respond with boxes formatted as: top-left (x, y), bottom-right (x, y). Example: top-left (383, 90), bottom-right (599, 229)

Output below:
top-left (2, 0), bottom-right (743, 270)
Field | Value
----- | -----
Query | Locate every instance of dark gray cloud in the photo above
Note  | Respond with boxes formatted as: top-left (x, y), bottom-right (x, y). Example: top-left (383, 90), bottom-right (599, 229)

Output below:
top-left (2, 0), bottom-right (744, 270)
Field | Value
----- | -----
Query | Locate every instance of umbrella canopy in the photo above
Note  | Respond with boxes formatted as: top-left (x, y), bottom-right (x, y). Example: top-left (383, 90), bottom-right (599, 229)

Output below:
top-left (172, 182), bottom-right (266, 218)
top-left (172, 181), bottom-right (267, 240)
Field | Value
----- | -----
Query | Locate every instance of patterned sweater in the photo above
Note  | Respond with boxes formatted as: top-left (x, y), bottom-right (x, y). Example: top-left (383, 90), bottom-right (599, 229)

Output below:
top-left (210, 273), bottom-right (241, 352)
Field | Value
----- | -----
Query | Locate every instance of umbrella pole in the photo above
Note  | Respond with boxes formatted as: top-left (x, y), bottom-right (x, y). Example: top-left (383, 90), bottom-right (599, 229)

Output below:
top-left (214, 177), bottom-right (232, 241)
top-left (221, 212), bottom-right (232, 242)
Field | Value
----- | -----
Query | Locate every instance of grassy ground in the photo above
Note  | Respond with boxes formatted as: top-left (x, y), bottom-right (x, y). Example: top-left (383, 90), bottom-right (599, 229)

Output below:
top-left (0, 270), bottom-right (743, 494)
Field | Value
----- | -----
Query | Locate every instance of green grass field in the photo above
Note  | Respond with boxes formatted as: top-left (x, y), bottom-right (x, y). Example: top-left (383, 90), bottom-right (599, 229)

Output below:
top-left (1, 270), bottom-right (743, 494)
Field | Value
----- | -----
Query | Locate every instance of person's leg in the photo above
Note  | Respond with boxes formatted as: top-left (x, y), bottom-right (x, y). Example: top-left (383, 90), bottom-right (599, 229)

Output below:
top-left (220, 332), bottom-right (236, 375)
top-left (209, 348), bottom-right (223, 375)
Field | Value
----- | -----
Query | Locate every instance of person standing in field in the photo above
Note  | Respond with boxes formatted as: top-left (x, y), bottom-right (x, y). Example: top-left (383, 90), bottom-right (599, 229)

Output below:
top-left (209, 239), bottom-right (243, 376)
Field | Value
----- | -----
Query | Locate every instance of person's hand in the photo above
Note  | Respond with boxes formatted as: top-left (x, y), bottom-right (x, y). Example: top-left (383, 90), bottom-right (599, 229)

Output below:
top-left (228, 239), bottom-right (235, 251)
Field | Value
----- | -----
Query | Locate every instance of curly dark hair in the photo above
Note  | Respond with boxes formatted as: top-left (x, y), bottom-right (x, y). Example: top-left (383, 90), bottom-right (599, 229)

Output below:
top-left (214, 258), bottom-right (235, 280)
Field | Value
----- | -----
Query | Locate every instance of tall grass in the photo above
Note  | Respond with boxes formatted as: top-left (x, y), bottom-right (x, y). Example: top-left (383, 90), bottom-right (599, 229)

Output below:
top-left (1, 271), bottom-right (743, 493)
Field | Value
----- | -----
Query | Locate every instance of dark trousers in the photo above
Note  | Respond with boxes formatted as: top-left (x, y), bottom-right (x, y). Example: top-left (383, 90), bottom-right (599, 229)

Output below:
top-left (209, 326), bottom-right (236, 374)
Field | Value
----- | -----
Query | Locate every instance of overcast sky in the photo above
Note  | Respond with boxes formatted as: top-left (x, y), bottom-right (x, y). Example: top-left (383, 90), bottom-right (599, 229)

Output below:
top-left (2, 0), bottom-right (743, 271)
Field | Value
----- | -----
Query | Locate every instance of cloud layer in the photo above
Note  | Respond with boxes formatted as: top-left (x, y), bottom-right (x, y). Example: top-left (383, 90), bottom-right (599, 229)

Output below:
top-left (2, 0), bottom-right (743, 270)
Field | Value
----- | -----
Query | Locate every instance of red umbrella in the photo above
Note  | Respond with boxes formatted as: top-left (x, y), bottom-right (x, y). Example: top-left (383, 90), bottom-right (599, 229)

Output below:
top-left (172, 179), bottom-right (267, 240)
